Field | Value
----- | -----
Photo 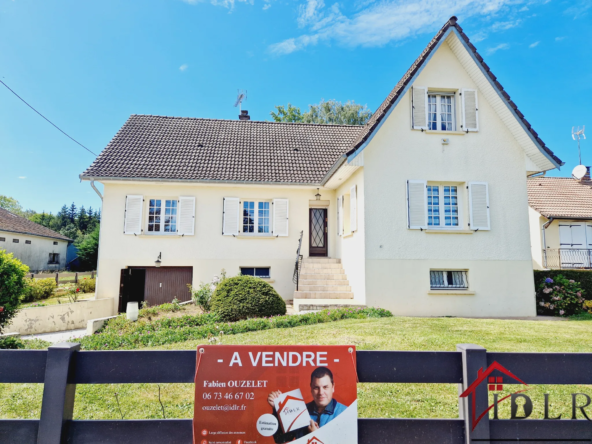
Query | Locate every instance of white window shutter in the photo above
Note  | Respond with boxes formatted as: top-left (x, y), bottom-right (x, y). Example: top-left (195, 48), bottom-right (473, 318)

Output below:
top-left (124, 195), bottom-right (143, 235)
top-left (273, 199), bottom-right (289, 237)
top-left (468, 182), bottom-right (490, 230)
top-left (462, 89), bottom-right (479, 132)
top-left (222, 197), bottom-right (240, 236)
top-left (350, 185), bottom-right (357, 232)
top-left (337, 196), bottom-right (343, 236)
top-left (411, 86), bottom-right (428, 130)
top-left (178, 196), bottom-right (196, 236)
top-left (407, 180), bottom-right (427, 229)
top-left (586, 224), bottom-right (592, 248)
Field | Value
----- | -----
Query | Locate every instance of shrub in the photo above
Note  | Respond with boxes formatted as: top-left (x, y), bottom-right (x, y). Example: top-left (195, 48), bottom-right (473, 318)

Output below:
top-left (536, 275), bottom-right (585, 317)
top-left (79, 278), bottom-right (96, 293)
top-left (0, 336), bottom-right (25, 349)
top-left (0, 250), bottom-right (29, 334)
top-left (583, 300), bottom-right (592, 314)
top-left (21, 278), bottom-right (57, 302)
top-left (189, 282), bottom-right (214, 312)
top-left (210, 275), bottom-right (286, 322)
top-left (534, 270), bottom-right (592, 302)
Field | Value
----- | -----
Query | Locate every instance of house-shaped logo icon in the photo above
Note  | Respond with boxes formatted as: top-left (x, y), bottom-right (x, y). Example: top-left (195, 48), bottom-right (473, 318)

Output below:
top-left (307, 437), bottom-right (324, 444)
top-left (459, 361), bottom-right (529, 430)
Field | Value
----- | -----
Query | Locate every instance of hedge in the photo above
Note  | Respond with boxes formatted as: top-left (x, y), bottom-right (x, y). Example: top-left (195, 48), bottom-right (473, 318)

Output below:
top-left (80, 307), bottom-right (392, 350)
top-left (534, 270), bottom-right (592, 316)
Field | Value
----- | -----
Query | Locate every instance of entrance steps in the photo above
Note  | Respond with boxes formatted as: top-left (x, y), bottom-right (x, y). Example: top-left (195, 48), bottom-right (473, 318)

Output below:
top-left (294, 258), bottom-right (361, 311)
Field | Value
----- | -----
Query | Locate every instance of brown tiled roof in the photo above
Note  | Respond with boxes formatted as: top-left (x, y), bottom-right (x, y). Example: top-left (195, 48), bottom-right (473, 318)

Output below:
top-left (81, 115), bottom-right (361, 184)
top-left (527, 177), bottom-right (592, 219)
top-left (346, 16), bottom-right (563, 167)
top-left (0, 208), bottom-right (72, 241)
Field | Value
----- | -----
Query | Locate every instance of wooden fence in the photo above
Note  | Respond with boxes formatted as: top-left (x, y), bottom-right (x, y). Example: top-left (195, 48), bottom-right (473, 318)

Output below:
top-left (29, 271), bottom-right (96, 285)
top-left (1, 344), bottom-right (591, 443)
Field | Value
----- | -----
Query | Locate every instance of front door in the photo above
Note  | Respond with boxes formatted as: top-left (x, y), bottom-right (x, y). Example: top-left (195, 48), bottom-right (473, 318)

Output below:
top-left (309, 208), bottom-right (328, 257)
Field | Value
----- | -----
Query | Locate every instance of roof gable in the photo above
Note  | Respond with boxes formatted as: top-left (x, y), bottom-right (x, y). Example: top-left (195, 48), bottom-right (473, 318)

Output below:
top-left (345, 17), bottom-right (562, 172)
top-left (0, 208), bottom-right (72, 241)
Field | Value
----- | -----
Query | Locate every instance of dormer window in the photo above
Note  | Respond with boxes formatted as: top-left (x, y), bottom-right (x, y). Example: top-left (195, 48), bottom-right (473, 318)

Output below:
top-left (428, 93), bottom-right (455, 131)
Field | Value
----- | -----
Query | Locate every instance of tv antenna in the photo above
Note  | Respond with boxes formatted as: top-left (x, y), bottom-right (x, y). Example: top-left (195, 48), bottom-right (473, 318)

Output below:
top-left (234, 89), bottom-right (247, 112)
top-left (572, 126), bottom-right (586, 165)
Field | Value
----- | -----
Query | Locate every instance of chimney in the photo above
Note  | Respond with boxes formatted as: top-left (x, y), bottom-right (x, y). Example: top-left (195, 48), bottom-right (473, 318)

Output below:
top-left (239, 110), bottom-right (250, 121)
top-left (585, 167), bottom-right (591, 181)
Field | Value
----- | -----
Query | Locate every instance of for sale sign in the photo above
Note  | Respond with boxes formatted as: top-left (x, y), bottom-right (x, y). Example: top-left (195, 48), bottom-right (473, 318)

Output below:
top-left (193, 345), bottom-right (358, 444)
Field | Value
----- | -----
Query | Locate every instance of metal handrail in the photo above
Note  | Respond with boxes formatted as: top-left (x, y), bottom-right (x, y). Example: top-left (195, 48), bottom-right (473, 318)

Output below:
top-left (292, 230), bottom-right (304, 290)
top-left (542, 248), bottom-right (592, 269)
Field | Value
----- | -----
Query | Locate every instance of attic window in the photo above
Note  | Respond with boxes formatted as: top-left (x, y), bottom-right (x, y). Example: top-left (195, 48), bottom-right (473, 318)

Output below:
top-left (0, 237), bottom-right (5, 242)
top-left (25, 240), bottom-right (32, 245)
top-left (428, 93), bottom-right (455, 131)
top-left (13, 239), bottom-right (19, 243)
top-left (53, 241), bottom-right (58, 245)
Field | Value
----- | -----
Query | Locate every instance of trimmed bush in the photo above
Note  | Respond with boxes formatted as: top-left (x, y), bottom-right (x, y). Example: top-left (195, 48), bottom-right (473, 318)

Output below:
top-left (0, 336), bottom-right (25, 349)
top-left (21, 278), bottom-right (57, 302)
top-left (536, 275), bottom-right (585, 316)
top-left (0, 250), bottom-right (29, 334)
top-left (79, 278), bottom-right (96, 293)
top-left (210, 276), bottom-right (286, 322)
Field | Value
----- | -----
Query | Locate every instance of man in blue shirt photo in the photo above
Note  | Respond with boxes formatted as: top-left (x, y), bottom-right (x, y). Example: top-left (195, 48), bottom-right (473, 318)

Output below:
top-left (267, 367), bottom-right (347, 443)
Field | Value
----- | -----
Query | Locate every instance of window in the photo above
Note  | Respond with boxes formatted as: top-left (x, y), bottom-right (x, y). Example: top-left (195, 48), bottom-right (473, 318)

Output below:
top-left (427, 185), bottom-right (459, 227)
top-left (242, 201), bottom-right (270, 234)
top-left (430, 270), bottom-right (468, 290)
top-left (428, 93), bottom-right (455, 131)
top-left (0, 237), bottom-right (5, 242)
top-left (53, 241), bottom-right (58, 245)
top-left (25, 240), bottom-right (32, 244)
top-left (48, 253), bottom-right (60, 264)
top-left (241, 267), bottom-right (271, 278)
top-left (148, 199), bottom-right (177, 233)
top-left (13, 239), bottom-right (19, 243)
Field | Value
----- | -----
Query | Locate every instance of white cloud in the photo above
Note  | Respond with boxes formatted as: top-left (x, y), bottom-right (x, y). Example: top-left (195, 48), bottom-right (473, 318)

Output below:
top-left (471, 31), bottom-right (488, 42)
top-left (529, 41), bottom-right (539, 48)
top-left (18, 176), bottom-right (26, 179)
top-left (180, 0), bottom-right (252, 10)
top-left (179, 64), bottom-right (188, 72)
top-left (486, 43), bottom-right (509, 54)
top-left (263, 3), bottom-right (271, 9)
top-left (555, 36), bottom-right (567, 41)
top-left (564, 1), bottom-right (591, 19)
top-left (269, 0), bottom-right (537, 56)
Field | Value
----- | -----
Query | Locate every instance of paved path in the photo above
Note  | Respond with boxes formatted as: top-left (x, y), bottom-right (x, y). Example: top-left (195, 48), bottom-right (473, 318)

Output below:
top-left (22, 328), bottom-right (88, 344)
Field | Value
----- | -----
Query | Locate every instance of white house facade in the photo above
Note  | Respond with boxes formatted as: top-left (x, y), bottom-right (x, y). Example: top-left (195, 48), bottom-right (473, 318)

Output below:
top-left (0, 208), bottom-right (71, 272)
top-left (82, 17), bottom-right (562, 317)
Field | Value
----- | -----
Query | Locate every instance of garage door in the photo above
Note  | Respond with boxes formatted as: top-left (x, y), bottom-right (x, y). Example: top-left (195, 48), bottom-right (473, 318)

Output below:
top-left (144, 267), bottom-right (193, 306)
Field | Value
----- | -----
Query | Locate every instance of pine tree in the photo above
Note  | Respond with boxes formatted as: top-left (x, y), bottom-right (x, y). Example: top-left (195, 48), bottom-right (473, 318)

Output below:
top-left (77, 206), bottom-right (89, 232)
top-left (69, 203), bottom-right (77, 223)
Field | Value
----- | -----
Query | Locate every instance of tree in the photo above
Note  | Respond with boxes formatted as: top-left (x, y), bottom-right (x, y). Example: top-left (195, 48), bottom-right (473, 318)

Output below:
top-left (0, 250), bottom-right (29, 334)
top-left (77, 206), bottom-right (89, 232)
top-left (60, 224), bottom-right (82, 242)
top-left (69, 203), bottom-right (77, 223)
top-left (270, 99), bottom-right (372, 126)
top-left (76, 225), bottom-right (99, 271)
top-left (0, 195), bottom-right (23, 215)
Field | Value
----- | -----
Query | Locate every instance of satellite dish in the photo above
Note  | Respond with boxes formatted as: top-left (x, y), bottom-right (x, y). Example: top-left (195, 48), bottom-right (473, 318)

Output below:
top-left (572, 164), bottom-right (587, 180)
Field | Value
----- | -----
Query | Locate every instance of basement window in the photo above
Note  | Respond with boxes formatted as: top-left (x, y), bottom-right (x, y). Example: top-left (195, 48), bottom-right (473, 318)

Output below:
top-left (241, 267), bottom-right (271, 278)
top-left (25, 240), bottom-right (32, 244)
top-left (430, 270), bottom-right (468, 290)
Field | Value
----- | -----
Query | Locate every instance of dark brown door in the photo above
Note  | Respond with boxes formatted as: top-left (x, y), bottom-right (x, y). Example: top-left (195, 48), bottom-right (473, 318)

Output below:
top-left (119, 268), bottom-right (146, 312)
top-left (309, 208), bottom-right (328, 257)
top-left (144, 267), bottom-right (193, 306)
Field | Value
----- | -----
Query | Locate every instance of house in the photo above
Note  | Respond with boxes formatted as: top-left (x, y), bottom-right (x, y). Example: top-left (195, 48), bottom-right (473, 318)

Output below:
top-left (81, 17), bottom-right (562, 317)
top-left (0, 208), bottom-right (72, 272)
top-left (527, 168), bottom-right (592, 270)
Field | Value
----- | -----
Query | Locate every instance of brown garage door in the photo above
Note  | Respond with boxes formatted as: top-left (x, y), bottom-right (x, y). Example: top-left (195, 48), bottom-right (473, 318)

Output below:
top-left (144, 267), bottom-right (193, 306)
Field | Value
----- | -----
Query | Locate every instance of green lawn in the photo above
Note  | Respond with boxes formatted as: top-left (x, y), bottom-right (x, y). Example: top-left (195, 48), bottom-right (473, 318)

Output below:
top-left (19, 293), bottom-right (94, 309)
top-left (2, 316), bottom-right (592, 421)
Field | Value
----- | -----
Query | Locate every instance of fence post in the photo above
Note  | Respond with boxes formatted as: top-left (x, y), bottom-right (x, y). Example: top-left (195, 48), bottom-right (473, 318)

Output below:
top-left (457, 344), bottom-right (490, 444)
top-left (55, 273), bottom-right (59, 285)
top-left (75, 272), bottom-right (78, 284)
top-left (37, 342), bottom-right (80, 444)
top-left (91, 271), bottom-right (95, 279)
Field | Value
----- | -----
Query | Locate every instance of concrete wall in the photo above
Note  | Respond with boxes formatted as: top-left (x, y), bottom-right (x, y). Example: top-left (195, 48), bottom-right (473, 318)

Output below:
top-left (335, 168), bottom-right (366, 303)
top-left (96, 182), bottom-right (338, 314)
top-left (6, 298), bottom-right (113, 335)
top-left (528, 207), bottom-right (545, 269)
top-left (0, 230), bottom-right (68, 272)
top-left (361, 39), bottom-right (536, 316)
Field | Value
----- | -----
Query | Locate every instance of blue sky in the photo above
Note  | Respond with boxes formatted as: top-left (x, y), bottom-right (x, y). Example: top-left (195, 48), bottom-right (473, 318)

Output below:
top-left (1, 0), bottom-right (590, 214)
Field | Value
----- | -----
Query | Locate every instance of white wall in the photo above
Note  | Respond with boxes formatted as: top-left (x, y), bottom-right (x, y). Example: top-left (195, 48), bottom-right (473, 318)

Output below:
top-left (96, 182), bottom-right (333, 314)
top-left (361, 39), bottom-right (536, 316)
top-left (528, 207), bottom-right (545, 269)
top-left (0, 231), bottom-right (68, 272)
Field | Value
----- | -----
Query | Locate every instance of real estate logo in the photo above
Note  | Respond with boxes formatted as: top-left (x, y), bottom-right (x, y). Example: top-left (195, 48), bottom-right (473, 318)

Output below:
top-left (460, 361), bottom-right (592, 431)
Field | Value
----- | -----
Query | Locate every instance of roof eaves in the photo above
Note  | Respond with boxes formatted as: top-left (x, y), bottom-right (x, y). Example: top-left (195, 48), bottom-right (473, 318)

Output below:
top-left (79, 175), bottom-right (325, 187)
top-left (0, 228), bottom-right (72, 242)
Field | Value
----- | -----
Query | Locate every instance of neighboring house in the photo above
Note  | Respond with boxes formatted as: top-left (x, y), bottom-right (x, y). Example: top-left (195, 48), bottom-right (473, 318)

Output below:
top-left (528, 169), bottom-right (592, 270)
top-left (81, 17), bottom-right (562, 317)
top-left (0, 208), bottom-right (72, 272)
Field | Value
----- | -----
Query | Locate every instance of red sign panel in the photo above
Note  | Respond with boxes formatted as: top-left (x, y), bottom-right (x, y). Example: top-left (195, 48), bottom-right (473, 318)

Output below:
top-left (194, 345), bottom-right (358, 444)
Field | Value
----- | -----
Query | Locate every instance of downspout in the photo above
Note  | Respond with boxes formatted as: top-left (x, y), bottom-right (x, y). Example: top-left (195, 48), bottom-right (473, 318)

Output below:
top-left (541, 217), bottom-right (554, 269)
top-left (89, 179), bottom-right (103, 300)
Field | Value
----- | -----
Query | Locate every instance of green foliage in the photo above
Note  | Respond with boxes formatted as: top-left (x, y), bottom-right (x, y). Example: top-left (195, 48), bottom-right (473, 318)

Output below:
top-left (210, 275), bottom-right (286, 322)
top-left (59, 223), bottom-right (82, 241)
top-left (21, 278), bottom-right (57, 303)
top-left (271, 99), bottom-right (372, 125)
top-left (536, 274), bottom-right (585, 317)
top-left (189, 282), bottom-right (214, 312)
top-left (79, 278), bottom-right (96, 293)
top-left (79, 306), bottom-right (392, 350)
top-left (534, 271), bottom-right (592, 318)
top-left (75, 225), bottom-right (100, 271)
top-left (0, 195), bottom-right (23, 215)
top-left (0, 250), bottom-right (29, 333)
top-left (0, 336), bottom-right (25, 349)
